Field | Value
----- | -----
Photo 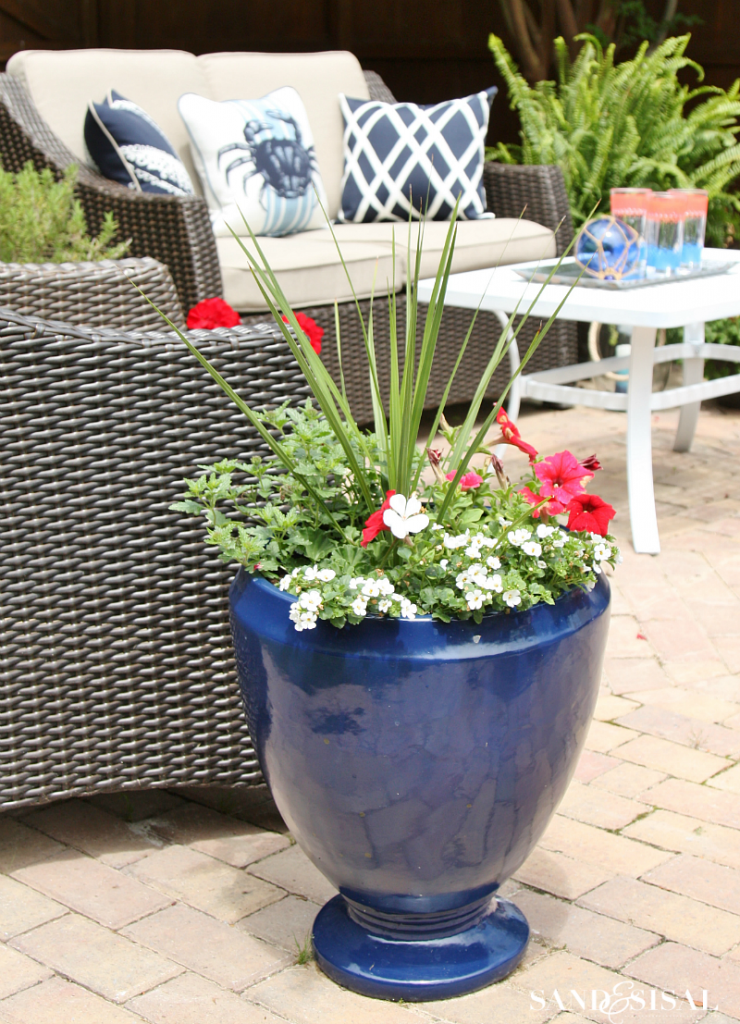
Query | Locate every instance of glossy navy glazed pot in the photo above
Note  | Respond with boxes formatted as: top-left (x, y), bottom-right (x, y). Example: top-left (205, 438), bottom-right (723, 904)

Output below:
top-left (230, 570), bottom-right (610, 1001)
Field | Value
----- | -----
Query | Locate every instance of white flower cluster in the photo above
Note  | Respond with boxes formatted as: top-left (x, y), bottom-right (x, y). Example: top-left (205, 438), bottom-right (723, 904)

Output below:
top-left (281, 566), bottom-right (418, 630)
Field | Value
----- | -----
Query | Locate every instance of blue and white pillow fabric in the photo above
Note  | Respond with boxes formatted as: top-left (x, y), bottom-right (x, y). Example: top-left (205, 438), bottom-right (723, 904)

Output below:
top-left (338, 89), bottom-right (497, 223)
top-left (178, 87), bottom-right (329, 237)
top-left (85, 90), bottom-right (194, 196)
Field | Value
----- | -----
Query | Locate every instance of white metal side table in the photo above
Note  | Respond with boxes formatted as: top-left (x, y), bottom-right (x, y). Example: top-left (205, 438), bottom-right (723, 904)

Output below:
top-left (418, 248), bottom-right (740, 554)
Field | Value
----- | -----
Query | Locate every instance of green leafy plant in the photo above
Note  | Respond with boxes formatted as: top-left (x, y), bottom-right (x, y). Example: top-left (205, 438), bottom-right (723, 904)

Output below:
top-left (166, 215), bottom-right (619, 631)
top-left (0, 162), bottom-right (129, 264)
top-left (488, 33), bottom-right (740, 246)
top-left (704, 317), bottom-right (740, 380)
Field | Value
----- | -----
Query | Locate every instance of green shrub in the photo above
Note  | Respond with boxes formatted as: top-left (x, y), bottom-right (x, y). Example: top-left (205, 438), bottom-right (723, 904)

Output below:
top-left (0, 162), bottom-right (130, 264)
top-left (488, 34), bottom-right (740, 246)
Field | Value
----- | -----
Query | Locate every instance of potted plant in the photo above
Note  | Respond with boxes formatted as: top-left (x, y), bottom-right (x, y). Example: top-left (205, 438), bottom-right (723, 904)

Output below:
top-left (0, 161), bottom-right (183, 329)
top-left (168, 221), bottom-right (619, 1002)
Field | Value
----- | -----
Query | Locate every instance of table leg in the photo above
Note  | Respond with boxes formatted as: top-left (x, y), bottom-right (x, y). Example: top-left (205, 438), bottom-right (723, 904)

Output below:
top-left (627, 324), bottom-right (660, 554)
top-left (673, 321), bottom-right (705, 453)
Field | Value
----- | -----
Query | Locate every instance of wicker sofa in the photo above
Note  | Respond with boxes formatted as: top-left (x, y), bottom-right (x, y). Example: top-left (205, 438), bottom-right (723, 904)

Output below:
top-left (0, 307), bottom-right (309, 811)
top-left (0, 51), bottom-right (576, 422)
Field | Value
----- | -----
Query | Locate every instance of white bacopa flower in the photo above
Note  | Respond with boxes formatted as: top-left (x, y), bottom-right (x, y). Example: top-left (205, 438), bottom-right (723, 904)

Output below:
top-left (536, 524), bottom-right (556, 539)
top-left (432, 523), bottom-right (444, 531)
top-left (278, 575), bottom-right (292, 591)
top-left (503, 590), bottom-right (522, 608)
top-left (552, 537), bottom-right (566, 549)
top-left (382, 493), bottom-right (429, 540)
top-left (486, 555), bottom-right (501, 570)
top-left (507, 529), bottom-right (532, 547)
top-left (482, 574), bottom-right (503, 593)
top-left (443, 532), bottom-right (469, 550)
top-left (350, 597), bottom-right (368, 617)
top-left (522, 541), bottom-right (542, 557)
top-left (378, 599), bottom-right (393, 613)
top-left (466, 589), bottom-right (485, 610)
top-left (316, 568), bottom-right (336, 582)
top-left (592, 562), bottom-right (602, 575)
top-left (349, 577), bottom-right (365, 590)
top-left (616, 551), bottom-right (623, 564)
top-left (303, 565), bottom-right (319, 581)
top-left (465, 543), bottom-right (482, 558)
top-left (593, 543), bottom-right (611, 562)
top-left (291, 567), bottom-right (302, 577)
top-left (289, 603), bottom-right (318, 631)
top-left (537, 559), bottom-right (547, 568)
top-left (440, 559), bottom-right (449, 570)
top-left (456, 570), bottom-right (471, 590)
top-left (473, 532), bottom-right (496, 549)
top-left (498, 517), bottom-right (511, 527)
top-left (361, 579), bottom-right (381, 598)
top-left (400, 598), bottom-right (417, 620)
top-left (299, 589), bottom-right (322, 612)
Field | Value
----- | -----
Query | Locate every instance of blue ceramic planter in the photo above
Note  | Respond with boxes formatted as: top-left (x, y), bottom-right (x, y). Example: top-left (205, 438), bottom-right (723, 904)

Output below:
top-left (230, 571), bottom-right (610, 1001)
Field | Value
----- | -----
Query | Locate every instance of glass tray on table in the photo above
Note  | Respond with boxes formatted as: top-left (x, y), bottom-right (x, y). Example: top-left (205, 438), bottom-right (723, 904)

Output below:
top-left (513, 257), bottom-right (734, 289)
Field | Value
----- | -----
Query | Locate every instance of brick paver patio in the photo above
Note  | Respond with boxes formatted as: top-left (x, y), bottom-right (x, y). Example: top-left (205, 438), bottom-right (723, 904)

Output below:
top-left (1, 401), bottom-right (739, 1024)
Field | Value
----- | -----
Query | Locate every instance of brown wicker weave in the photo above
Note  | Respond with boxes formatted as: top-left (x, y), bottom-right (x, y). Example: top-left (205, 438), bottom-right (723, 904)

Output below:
top-left (0, 309), bottom-right (309, 811)
top-left (0, 257), bottom-right (184, 331)
top-left (0, 74), bottom-right (222, 316)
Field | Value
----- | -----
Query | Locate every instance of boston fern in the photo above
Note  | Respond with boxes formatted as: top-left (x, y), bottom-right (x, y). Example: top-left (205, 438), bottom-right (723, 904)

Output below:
top-left (488, 34), bottom-right (740, 246)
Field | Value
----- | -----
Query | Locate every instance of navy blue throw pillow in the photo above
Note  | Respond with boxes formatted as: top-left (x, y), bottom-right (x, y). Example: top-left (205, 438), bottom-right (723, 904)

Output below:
top-left (85, 90), bottom-right (194, 196)
top-left (338, 88), bottom-right (496, 223)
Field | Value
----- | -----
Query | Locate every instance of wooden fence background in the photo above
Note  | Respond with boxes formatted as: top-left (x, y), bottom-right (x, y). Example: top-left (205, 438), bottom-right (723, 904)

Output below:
top-left (0, 0), bottom-right (737, 146)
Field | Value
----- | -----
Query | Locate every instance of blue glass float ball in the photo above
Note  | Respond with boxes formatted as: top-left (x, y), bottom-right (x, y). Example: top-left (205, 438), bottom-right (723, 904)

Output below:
top-left (575, 216), bottom-right (640, 280)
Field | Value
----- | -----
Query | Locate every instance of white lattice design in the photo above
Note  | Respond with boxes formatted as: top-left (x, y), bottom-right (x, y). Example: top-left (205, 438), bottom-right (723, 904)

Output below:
top-left (338, 90), bottom-right (495, 223)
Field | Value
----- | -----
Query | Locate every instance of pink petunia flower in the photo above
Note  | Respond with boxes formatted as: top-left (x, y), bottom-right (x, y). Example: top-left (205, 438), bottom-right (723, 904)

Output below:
top-left (519, 486), bottom-right (565, 518)
top-left (535, 451), bottom-right (593, 505)
top-left (446, 470), bottom-right (483, 490)
top-left (495, 409), bottom-right (538, 463)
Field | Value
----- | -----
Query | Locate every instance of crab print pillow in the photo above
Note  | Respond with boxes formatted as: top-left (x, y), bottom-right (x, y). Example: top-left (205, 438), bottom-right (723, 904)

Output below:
top-left (178, 87), bottom-right (329, 237)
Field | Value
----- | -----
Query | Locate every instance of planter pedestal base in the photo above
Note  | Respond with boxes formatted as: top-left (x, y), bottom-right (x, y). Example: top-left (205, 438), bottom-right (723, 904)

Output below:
top-left (312, 894), bottom-right (530, 1001)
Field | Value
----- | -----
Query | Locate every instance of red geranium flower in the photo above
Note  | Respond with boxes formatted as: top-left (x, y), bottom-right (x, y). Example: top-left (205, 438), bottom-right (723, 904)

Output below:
top-left (566, 494), bottom-right (616, 536)
top-left (361, 490), bottom-right (396, 547)
top-left (445, 470), bottom-right (483, 490)
top-left (535, 451), bottom-right (593, 505)
top-left (187, 297), bottom-right (240, 330)
top-left (495, 409), bottom-right (538, 462)
top-left (282, 312), bottom-right (324, 355)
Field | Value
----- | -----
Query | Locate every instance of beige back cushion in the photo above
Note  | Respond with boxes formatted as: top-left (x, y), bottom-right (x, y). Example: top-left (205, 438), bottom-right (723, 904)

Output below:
top-left (6, 49), bottom-right (210, 195)
top-left (198, 51), bottom-right (369, 219)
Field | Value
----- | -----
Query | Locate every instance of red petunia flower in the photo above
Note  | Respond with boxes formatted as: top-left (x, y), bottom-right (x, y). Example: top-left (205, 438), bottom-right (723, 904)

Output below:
top-left (361, 490), bottom-right (396, 547)
top-left (580, 455), bottom-right (602, 472)
top-left (565, 494), bottom-right (616, 536)
top-left (495, 409), bottom-right (538, 462)
top-left (282, 312), bottom-right (324, 355)
top-left (187, 297), bottom-right (241, 330)
top-left (535, 451), bottom-right (593, 505)
top-left (445, 470), bottom-right (484, 490)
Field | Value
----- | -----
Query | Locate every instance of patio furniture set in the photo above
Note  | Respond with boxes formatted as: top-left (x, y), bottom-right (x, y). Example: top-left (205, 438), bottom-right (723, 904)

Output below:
top-left (0, 45), bottom-right (736, 814)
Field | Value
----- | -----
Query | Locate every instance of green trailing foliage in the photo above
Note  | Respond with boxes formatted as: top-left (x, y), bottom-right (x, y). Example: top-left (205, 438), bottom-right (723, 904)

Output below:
top-left (488, 34), bottom-right (740, 247)
top-left (0, 162), bottom-right (130, 264)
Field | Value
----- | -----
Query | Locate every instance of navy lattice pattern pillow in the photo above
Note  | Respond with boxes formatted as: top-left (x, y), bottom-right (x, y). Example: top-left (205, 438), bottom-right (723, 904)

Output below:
top-left (338, 89), bottom-right (496, 223)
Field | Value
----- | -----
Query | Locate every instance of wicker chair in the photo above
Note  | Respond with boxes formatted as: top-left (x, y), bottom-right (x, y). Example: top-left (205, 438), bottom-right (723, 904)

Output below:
top-left (0, 308), bottom-right (309, 811)
top-left (0, 257), bottom-right (184, 331)
top-left (0, 69), bottom-right (577, 424)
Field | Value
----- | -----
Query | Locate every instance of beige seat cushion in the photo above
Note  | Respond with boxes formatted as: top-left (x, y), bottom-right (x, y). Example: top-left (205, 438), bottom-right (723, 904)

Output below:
top-left (7, 49), bottom-right (209, 194)
top-left (197, 52), bottom-right (369, 220)
top-left (218, 230), bottom-right (404, 311)
top-left (331, 219), bottom-right (557, 279)
top-left (220, 217), bottom-right (555, 311)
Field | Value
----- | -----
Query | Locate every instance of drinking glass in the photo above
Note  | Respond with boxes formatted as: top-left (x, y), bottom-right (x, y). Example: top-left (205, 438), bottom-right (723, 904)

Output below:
top-left (669, 188), bottom-right (708, 271)
top-left (610, 188), bottom-right (651, 277)
top-left (646, 192), bottom-right (684, 277)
